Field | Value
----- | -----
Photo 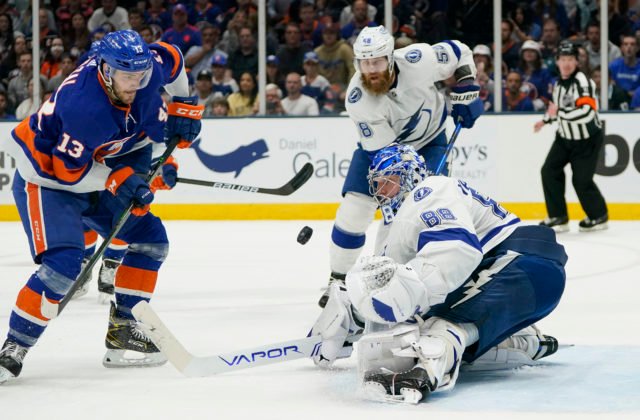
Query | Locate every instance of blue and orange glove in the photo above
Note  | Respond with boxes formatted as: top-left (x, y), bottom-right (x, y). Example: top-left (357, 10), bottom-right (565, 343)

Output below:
top-left (165, 96), bottom-right (204, 149)
top-left (105, 165), bottom-right (154, 216)
top-left (450, 84), bottom-right (483, 129)
top-left (150, 156), bottom-right (178, 192)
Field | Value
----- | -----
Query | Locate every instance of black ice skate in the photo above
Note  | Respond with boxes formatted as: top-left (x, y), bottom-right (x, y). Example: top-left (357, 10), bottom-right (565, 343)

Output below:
top-left (539, 216), bottom-right (569, 233)
top-left (362, 365), bottom-right (434, 404)
top-left (318, 272), bottom-right (346, 308)
top-left (532, 334), bottom-right (559, 360)
top-left (579, 214), bottom-right (608, 232)
top-left (97, 259), bottom-right (120, 304)
top-left (0, 339), bottom-right (29, 384)
top-left (103, 301), bottom-right (167, 368)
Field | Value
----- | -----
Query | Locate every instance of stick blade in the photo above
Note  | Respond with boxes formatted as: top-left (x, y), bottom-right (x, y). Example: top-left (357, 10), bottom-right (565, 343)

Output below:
top-left (289, 162), bottom-right (314, 192)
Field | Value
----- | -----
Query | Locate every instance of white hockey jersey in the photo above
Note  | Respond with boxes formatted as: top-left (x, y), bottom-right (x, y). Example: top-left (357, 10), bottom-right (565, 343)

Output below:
top-left (377, 176), bottom-right (521, 307)
top-left (346, 41), bottom-right (476, 152)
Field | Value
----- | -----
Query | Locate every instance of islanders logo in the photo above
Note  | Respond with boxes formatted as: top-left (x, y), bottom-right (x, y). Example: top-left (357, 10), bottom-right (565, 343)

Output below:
top-left (348, 87), bottom-right (362, 103)
top-left (405, 49), bottom-right (422, 63)
top-left (190, 138), bottom-right (269, 178)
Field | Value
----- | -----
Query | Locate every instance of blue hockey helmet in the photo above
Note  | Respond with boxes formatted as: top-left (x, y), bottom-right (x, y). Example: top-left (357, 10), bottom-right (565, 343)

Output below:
top-left (367, 144), bottom-right (427, 213)
top-left (98, 30), bottom-right (153, 90)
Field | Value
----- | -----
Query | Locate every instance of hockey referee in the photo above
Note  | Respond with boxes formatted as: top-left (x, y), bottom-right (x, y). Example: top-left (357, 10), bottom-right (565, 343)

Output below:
top-left (533, 41), bottom-right (608, 233)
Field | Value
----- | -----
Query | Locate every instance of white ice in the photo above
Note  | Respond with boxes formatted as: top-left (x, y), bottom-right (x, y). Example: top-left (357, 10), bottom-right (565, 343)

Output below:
top-left (1, 220), bottom-right (639, 420)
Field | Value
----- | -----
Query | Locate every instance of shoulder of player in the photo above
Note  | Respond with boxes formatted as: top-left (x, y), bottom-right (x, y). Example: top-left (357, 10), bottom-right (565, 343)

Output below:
top-left (344, 75), bottom-right (383, 117)
top-left (394, 43), bottom-right (437, 69)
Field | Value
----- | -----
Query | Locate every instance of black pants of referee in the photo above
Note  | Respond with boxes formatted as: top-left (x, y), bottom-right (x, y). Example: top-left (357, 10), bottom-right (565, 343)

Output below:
top-left (541, 130), bottom-right (608, 220)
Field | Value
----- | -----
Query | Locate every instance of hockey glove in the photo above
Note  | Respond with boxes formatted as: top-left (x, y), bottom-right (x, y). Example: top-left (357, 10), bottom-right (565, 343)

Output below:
top-left (150, 156), bottom-right (178, 192)
top-left (450, 84), bottom-right (483, 129)
top-left (311, 282), bottom-right (364, 368)
top-left (105, 165), bottom-right (154, 216)
top-left (165, 96), bottom-right (204, 149)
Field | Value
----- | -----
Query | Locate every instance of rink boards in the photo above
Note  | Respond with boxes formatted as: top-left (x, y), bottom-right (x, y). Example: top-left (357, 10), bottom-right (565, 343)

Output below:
top-left (0, 114), bottom-right (638, 220)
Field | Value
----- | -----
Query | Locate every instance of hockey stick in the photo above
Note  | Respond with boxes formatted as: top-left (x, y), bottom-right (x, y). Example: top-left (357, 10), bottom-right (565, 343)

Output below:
top-left (132, 301), bottom-right (325, 377)
top-left (40, 137), bottom-right (181, 319)
top-left (176, 162), bottom-right (314, 196)
top-left (434, 121), bottom-right (462, 175)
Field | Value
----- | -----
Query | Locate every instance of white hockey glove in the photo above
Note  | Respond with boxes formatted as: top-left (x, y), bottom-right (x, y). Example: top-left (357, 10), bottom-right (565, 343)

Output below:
top-left (346, 256), bottom-right (429, 325)
top-left (311, 282), bottom-right (364, 368)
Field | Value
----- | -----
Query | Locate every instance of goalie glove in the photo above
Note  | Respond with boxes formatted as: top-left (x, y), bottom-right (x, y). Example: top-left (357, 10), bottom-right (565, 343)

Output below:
top-left (311, 282), bottom-right (364, 368)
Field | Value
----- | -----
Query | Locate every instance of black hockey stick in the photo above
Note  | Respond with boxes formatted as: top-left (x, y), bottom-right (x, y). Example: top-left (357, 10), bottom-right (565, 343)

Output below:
top-left (176, 162), bottom-right (314, 196)
top-left (40, 136), bottom-right (181, 319)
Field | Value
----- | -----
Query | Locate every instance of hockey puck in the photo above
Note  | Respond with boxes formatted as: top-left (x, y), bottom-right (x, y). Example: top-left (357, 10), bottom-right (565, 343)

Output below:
top-left (297, 226), bottom-right (313, 245)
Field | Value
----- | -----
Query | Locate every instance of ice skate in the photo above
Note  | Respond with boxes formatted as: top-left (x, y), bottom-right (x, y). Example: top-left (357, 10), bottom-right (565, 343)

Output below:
top-left (579, 215), bottom-right (608, 232)
top-left (97, 259), bottom-right (119, 304)
top-left (318, 272), bottom-right (346, 308)
top-left (0, 339), bottom-right (29, 384)
top-left (539, 216), bottom-right (569, 233)
top-left (103, 301), bottom-right (167, 368)
top-left (362, 365), bottom-right (433, 404)
top-left (72, 257), bottom-right (93, 299)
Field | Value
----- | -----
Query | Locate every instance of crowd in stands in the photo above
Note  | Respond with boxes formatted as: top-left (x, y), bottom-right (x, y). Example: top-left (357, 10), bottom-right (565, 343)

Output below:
top-left (1, 0), bottom-right (640, 119)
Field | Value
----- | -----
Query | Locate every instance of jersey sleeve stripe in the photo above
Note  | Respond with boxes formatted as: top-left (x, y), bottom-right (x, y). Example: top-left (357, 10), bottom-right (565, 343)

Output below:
top-left (417, 228), bottom-right (482, 253)
top-left (156, 41), bottom-right (182, 79)
top-left (331, 225), bottom-right (366, 249)
top-left (12, 119), bottom-right (55, 178)
top-left (52, 155), bottom-right (89, 184)
top-left (442, 40), bottom-right (462, 60)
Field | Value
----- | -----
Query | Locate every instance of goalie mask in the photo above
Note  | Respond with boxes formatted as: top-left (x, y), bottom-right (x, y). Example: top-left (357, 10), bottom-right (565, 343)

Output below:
top-left (368, 144), bottom-right (428, 215)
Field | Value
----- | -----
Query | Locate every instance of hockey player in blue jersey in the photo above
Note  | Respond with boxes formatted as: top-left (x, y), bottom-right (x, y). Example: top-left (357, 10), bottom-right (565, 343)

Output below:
top-left (320, 26), bottom-right (484, 307)
top-left (312, 144), bottom-right (567, 403)
top-left (0, 30), bottom-right (204, 383)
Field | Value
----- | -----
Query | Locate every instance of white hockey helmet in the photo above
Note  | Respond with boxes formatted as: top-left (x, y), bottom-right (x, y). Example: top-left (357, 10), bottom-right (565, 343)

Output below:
top-left (353, 26), bottom-right (395, 74)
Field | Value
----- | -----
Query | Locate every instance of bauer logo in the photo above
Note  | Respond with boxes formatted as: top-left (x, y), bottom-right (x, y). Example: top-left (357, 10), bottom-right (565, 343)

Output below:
top-left (348, 87), bottom-right (362, 103)
top-left (405, 49), bottom-right (422, 63)
top-left (190, 138), bottom-right (269, 178)
top-left (219, 345), bottom-right (303, 366)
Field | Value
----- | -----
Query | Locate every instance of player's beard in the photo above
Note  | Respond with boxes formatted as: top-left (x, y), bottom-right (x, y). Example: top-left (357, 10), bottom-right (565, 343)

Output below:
top-left (114, 87), bottom-right (137, 105)
top-left (361, 70), bottom-right (393, 95)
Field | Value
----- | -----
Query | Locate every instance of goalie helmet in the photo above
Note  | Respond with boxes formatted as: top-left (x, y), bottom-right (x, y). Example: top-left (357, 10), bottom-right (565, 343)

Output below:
top-left (98, 30), bottom-right (153, 90)
top-left (368, 144), bottom-right (428, 214)
top-left (353, 26), bottom-right (394, 74)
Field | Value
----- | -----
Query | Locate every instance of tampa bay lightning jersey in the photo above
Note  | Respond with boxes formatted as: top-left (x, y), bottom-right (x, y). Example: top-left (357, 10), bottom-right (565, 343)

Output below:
top-left (345, 41), bottom-right (475, 152)
top-left (376, 176), bottom-right (521, 306)
top-left (6, 42), bottom-right (186, 193)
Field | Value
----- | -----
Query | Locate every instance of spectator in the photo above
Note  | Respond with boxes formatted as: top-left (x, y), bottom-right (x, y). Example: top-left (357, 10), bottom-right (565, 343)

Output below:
top-left (315, 23), bottom-right (355, 87)
top-left (339, 0), bottom-right (377, 27)
top-left (477, 69), bottom-right (495, 111)
top-left (146, 0), bottom-right (172, 31)
top-left (266, 54), bottom-right (285, 93)
top-left (41, 37), bottom-right (65, 80)
top-left (64, 12), bottom-right (91, 59)
top-left (211, 53), bottom-right (239, 97)
top-left (162, 4), bottom-right (202, 55)
top-left (189, 0), bottom-right (223, 27)
top-left (532, 0), bottom-right (570, 37)
top-left (253, 83), bottom-right (285, 115)
top-left (341, 0), bottom-right (377, 45)
top-left (47, 54), bottom-right (76, 92)
top-left (128, 8), bottom-right (146, 33)
top-left (577, 45), bottom-right (591, 76)
top-left (0, 91), bottom-right (15, 120)
top-left (517, 40), bottom-right (554, 102)
top-left (36, 8), bottom-right (59, 48)
top-left (473, 44), bottom-right (494, 78)
top-left (503, 71), bottom-right (534, 111)
top-left (276, 23), bottom-right (311, 77)
top-left (0, 13), bottom-right (18, 63)
top-left (0, 35), bottom-right (27, 86)
top-left (16, 78), bottom-right (45, 121)
top-left (185, 23), bottom-right (225, 78)
top-left (138, 25), bottom-right (156, 44)
top-left (508, 3), bottom-right (541, 41)
top-left (609, 35), bottom-right (640, 98)
top-left (584, 21), bottom-right (621, 70)
top-left (540, 18), bottom-right (561, 73)
top-left (7, 52), bottom-right (47, 111)
top-left (299, 1), bottom-right (324, 49)
top-left (499, 19), bottom-right (522, 71)
top-left (17, 6), bottom-right (56, 41)
top-left (228, 26), bottom-right (258, 80)
top-left (227, 71), bottom-right (257, 116)
top-left (219, 8), bottom-right (250, 54)
top-left (192, 69), bottom-right (217, 117)
top-left (211, 96), bottom-right (230, 116)
top-left (87, 0), bottom-right (130, 32)
top-left (55, 0), bottom-right (93, 38)
top-left (301, 51), bottom-right (330, 107)
top-left (591, 66), bottom-right (630, 111)
top-left (630, 86), bottom-right (640, 109)
top-left (282, 72), bottom-right (319, 116)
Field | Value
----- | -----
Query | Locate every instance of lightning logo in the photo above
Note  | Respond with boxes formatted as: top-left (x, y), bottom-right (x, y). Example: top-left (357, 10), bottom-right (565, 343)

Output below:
top-left (451, 251), bottom-right (520, 308)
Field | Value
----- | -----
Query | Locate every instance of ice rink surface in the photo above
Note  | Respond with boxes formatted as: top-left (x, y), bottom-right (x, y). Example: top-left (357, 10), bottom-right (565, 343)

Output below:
top-left (1, 220), bottom-right (639, 419)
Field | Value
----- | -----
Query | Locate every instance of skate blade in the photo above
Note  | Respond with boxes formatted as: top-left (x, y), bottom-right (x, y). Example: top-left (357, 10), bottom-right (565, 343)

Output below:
top-left (551, 224), bottom-right (569, 233)
top-left (102, 349), bottom-right (167, 368)
top-left (579, 222), bottom-right (608, 232)
top-left (72, 286), bottom-right (90, 300)
top-left (0, 366), bottom-right (16, 385)
top-left (361, 381), bottom-right (423, 404)
top-left (97, 292), bottom-right (113, 305)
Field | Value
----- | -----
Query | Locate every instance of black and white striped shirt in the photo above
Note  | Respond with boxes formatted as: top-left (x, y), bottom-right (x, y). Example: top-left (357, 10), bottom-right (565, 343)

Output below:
top-left (543, 70), bottom-right (602, 140)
